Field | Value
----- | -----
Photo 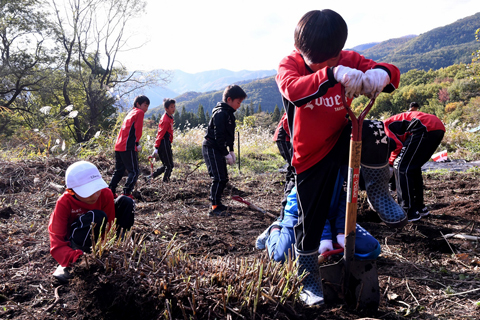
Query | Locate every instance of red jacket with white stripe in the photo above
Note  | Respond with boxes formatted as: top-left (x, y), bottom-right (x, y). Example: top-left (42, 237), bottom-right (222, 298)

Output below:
top-left (48, 188), bottom-right (115, 267)
top-left (154, 112), bottom-right (174, 147)
top-left (276, 50), bottom-right (400, 174)
top-left (384, 111), bottom-right (445, 165)
top-left (114, 107), bottom-right (145, 152)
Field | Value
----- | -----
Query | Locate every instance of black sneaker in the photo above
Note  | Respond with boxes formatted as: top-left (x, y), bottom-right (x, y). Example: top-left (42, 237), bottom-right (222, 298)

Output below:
top-left (420, 206), bottom-right (430, 217)
top-left (209, 204), bottom-right (230, 217)
top-left (407, 208), bottom-right (422, 222)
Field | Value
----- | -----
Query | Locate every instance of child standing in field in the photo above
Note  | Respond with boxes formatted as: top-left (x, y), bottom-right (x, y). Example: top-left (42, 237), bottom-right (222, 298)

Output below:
top-left (202, 85), bottom-right (247, 216)
top-left (275, 9), bottom-right (401, 305)
top-left (150, 98), bottom-right (176, 182)
top-left (49, 161), bottom-right (134, 283)
top-left (109, 95), bottom-right (150, 198)
top-left (384, 103), bottom-right (445, 221)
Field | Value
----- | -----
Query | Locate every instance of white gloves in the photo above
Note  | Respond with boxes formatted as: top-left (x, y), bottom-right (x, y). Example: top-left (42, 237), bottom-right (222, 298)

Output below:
top-left (319, 239), bottom-right (333, 254)
top-left (225, 153), bottom-right (235, 165)
top-left (136, 144), bottom-right (142, 152)
top-left (333, 65), bottom-right (364, 98)
top-left (336, 234), bottom-right (345, 248)
top-left (362, 69), bottom-right (390, 99)
top-left (229, 151), bottom-right (236, 164)
top-left (151, 148), bottom-right (159, 160)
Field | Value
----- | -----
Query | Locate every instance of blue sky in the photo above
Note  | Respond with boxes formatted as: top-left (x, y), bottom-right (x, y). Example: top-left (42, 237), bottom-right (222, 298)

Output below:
top-left (118, 0), bottom-right (479, 73)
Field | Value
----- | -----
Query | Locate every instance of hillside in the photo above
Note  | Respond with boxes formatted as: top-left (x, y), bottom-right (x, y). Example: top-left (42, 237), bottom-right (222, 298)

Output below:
top-left (146, 75), bottom-right (283, 117)
top-left (358, 12), bottom-right (480, 72)
top-left (145, 69), bottom-right (277, 107)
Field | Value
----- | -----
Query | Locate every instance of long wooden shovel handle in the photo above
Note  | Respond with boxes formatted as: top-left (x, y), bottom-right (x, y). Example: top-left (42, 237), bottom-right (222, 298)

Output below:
top-left (340, 86), bottom-right (375, 262)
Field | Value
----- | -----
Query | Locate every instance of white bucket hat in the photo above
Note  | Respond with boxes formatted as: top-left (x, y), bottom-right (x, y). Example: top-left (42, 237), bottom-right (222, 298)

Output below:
top-left (65, 161), bottom-right (108, 198)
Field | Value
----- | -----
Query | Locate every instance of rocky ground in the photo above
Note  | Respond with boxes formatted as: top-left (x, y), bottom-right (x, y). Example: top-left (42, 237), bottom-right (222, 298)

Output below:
top-left (0, 155), bottom-right (479, 319)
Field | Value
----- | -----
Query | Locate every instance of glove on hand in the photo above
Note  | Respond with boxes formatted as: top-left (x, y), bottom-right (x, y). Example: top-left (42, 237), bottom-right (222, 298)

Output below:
top-left (362, 69), bottom-right (390, 98)
top-left (229, 151), bottom-right (236, 164)
top-left (136, 144), bottom-right (142, 152)
top-left (225, 153), bottom-right (234, 165)
top-left (319, 239), bottom-right (334, 254)
top-left (333, 65), bottom-right (364, 98)
top-left (336, 234), bottom-right (345, 248)
top-left (151, 148), bottom-right (159, 161)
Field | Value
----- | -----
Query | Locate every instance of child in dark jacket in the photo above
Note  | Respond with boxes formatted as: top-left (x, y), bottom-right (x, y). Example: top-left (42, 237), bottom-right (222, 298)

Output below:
top-left (150, 98), bottom-right (176, 182)
top-left (202, 85), bottom-right (247, 216)
top-left (109, 95), bottom-right (150, 197)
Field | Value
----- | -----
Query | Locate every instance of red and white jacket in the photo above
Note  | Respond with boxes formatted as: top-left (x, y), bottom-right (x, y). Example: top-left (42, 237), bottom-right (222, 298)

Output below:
top-left (114, 107), bottom-right (145, 152)
top-left (48, 188), bottom-right (115, 267)
top-left (273, 112), bottom-right (290, 142)
top-left (384, 111), bottom-right (445, 165)
top-left (276, 49), bottom-right (400, 174)
top-left (154, 112), bottom-right (174, 147)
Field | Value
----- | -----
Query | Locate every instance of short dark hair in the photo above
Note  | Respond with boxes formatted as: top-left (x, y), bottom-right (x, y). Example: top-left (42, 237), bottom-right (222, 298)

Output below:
top-left (134, 95), bottom-right (150, 108)
top-left (294, 9), bottom-right (348, 64)
top-left (223, 85), bottom-right (247, 102)
top-left (409, 102), bottom-right (420, 110)
top-left (163, 98), bottom-right (176, 109)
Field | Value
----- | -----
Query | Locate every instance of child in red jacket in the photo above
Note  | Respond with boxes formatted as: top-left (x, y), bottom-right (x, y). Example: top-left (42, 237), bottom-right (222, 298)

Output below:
top-left (109, 95), bottom-right (150, 197)
top-left (384, 104), bottom-right (445, 221)
top-left (275, 9), bottom-right (401, 305)
top-left (150, 98), bottom-right (176, 182)
top-left (49, 161), bottom-right (134, 283)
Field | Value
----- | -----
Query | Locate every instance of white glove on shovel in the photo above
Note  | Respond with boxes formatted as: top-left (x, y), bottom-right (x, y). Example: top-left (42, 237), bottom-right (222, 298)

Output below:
top-left (333, 65), bottom-right (364, 98)
top-left (319, 239), bottom-right (334, 254)
top-left (362, 69), bottom-right (390, 98)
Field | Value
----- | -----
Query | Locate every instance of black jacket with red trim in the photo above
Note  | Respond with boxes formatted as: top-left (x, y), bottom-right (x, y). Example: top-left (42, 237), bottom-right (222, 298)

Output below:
top-left (203, 102), bottom-right (236, 156)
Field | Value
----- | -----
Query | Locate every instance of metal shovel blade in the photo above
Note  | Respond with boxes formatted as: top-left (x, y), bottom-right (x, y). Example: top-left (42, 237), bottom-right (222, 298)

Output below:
top-left (321, 258), bottom-right (379, 311)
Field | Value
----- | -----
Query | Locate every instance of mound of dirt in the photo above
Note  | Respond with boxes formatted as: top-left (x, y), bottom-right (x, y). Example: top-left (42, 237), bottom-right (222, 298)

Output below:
top-left (0, 156), bottom-right (479, 319)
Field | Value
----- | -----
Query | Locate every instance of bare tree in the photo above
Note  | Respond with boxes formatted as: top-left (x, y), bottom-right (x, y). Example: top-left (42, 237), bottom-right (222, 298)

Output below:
top-left (0, 0), bottom-right (55, 133)
top-left (51, 0), bottom-right (170, 142)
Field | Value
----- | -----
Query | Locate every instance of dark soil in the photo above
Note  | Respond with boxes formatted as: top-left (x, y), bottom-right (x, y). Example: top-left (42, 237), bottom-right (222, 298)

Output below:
top-left (0, 155), bottom-right (479, 319)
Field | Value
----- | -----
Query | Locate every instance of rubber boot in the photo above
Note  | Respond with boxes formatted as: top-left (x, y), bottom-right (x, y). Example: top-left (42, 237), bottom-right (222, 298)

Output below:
top-left (362, 163), bottom-right (407, 228)
top-left (296, 249), bottom-right (324, 306)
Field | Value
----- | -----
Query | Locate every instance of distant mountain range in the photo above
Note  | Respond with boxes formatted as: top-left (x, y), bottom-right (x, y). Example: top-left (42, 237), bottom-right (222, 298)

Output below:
top-left (143, 69), bottom-right (276, 108)
top-left (145, 12), bottom-right (480, 117)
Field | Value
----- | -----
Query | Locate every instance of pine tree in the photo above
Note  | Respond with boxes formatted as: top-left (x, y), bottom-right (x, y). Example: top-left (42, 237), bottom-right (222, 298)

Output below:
top-left (244, 104), bottom-right (250, 117)
top-left (205, 110), bottom-right (210, 125)
top-left (272, 104), bottom-right (280, 123)
top-left (197, 104), bottom-right (206, 125)
top-left (257, 103), bottom-right (262, 113)
top-left (173, 110), bottom-right (181, 129)
top-left (180, 106), bottom-right (187, 129)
